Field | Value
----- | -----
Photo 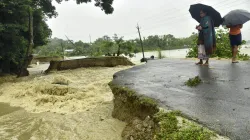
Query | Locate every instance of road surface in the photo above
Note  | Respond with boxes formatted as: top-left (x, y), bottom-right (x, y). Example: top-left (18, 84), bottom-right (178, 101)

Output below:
top-left (112, 59), bottom-right (250, 140)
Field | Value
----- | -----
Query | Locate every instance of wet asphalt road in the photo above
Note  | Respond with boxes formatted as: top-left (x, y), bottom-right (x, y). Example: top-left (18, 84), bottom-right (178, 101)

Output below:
top-left (112, 59), bottom-right (250, 140)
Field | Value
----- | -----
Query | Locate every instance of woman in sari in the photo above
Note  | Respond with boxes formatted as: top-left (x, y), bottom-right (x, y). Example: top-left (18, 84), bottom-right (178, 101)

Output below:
top-left (195, 9), bottom-right (216, 66)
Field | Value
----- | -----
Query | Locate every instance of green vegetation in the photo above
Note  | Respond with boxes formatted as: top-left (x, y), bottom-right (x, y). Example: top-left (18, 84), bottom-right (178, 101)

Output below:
top-left (157, 48), bottom-right (166, 59)
top-left (38, 28), bottom-right (248, 61)
top-left (143, 34), bottom-right (197, 51)
top-left (34, 33), bottom-right (197, 59)
top-left (185, 76), bottom-right (202, 87)
top-left (34, 35), bottom-right (138, 58)
top-left (0, 0), bottom-right (114, 75)
top-left (0, 0), bottom-right (55, 74)
top-left (187, 28), bottom-right (250, 60)
top-left (154, 111), bottom-right (179, 138)
top-left (154, 111), bottom-right (215, 140)
top-left (140, 97), bottom-right (158, 107)
top-left (171, 125), bottom-right (214, 140)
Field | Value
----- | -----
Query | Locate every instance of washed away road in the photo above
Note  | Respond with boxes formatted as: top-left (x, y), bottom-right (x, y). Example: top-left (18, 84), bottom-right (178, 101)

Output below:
top-left (112, 59), bottom-right (250, 140)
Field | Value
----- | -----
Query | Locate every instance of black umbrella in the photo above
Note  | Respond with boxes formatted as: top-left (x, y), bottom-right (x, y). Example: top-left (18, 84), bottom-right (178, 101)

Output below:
top-left (189, 3), bottom-right (223, 27)
top-left (222, 9), bottom-right (250, 26)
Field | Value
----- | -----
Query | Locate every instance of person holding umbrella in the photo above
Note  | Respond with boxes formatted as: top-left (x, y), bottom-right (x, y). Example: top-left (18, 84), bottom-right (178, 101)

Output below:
top-left (226, 24), bottom-right (243, 63)
top-left (223, 9), bottom-right (250, 63)
top-left (189, 4), bottom-right (222, 66)
top-left (195, 9), bottom-right (216, 65)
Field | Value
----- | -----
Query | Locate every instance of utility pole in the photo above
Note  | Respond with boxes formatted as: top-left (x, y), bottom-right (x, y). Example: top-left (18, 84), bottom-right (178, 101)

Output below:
top-left (65, 35), bottom-right (76, 47)
top-left (136, 23), bottom-right (146, 62)
top-left (61, 41), bottom-right (64, 60)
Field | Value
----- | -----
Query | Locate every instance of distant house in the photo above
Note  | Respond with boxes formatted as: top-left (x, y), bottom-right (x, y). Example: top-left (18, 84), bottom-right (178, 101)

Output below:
top-left (64, 49), bottom-right (74, 55)
top-left (64, 49), bottom-right (74, 53)
top-left (32, 54), bottom-right (39, 57)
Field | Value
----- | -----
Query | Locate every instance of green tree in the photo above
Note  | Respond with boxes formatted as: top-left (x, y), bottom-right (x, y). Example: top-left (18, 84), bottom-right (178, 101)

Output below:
top-left (101, 41), bottom-right (115, 56)
top-left (35, 39), bottom-right (66, 57)
top-left (0, 0), bottom-right (115, 75)
top-left (35, 33), bottom-right (201, 60)
top-left (0, 0), bottom-right (57, 75)
top-left (113, 34), bottom-right (124, 56)
top-left (138, 34), bottom-right (196, 51)
top-left (55, 0), bottom-right (114, 14)
top-left (72, 40), bottom-right (91, 56)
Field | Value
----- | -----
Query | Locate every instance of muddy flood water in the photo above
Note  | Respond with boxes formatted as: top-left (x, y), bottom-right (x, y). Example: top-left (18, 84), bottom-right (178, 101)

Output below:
top-left (0, 66), bottom-right (131, 140)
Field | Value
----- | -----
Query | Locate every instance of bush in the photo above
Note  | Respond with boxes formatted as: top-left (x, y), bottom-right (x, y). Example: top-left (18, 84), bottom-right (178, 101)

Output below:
top-left (186, 28), bottom-right (250, 60)
top-left (154, 111), bottom-right (215, 140)
top-left (185, 76), bottom-right (202, 87)
top-left (186, 36), bottom-right (198, 58)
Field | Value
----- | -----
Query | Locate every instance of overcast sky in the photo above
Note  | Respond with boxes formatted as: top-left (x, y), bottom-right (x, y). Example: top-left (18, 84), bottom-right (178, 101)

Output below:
top-left (46, 0), bottom-right (250, 42)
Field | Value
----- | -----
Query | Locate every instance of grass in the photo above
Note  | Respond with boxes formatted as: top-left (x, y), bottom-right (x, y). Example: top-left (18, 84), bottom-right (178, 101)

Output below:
top-left (140, 97), bottom-right (158, 107)
top-left (185, 76), bottom-right (202, 87)
top-left (238, 54), bottom-right (250, 61)
top-left (154, 110), bottom-right (215, 140)
top-left (171, 124), bottom-right (215, 140)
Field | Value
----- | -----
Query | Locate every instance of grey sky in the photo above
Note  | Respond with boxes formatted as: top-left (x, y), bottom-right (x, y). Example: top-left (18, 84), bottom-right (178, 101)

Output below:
top-left (46, 0), bottom-right (250, 42)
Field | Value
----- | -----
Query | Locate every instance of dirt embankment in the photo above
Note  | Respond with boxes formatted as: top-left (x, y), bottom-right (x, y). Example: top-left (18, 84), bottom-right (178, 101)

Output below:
top-left (109, 82), bottom-right (229, 140)
top-left (45, 56), bottom-right (134, 73)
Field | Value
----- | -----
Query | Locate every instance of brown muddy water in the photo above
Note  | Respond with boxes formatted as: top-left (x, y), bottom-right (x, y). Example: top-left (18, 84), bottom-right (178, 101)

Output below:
top-left (0, 66), bottom-right (131, 140)
top-left (0, 102), bottom-right (125, 140)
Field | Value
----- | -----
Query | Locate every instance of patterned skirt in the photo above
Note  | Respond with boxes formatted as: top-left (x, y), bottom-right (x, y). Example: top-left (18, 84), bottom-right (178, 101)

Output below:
top-left (198, 44), bottom-right (209, 60)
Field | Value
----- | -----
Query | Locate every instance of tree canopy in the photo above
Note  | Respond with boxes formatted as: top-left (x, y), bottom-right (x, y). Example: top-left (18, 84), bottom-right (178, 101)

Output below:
top-left (0, 0), bottom-right (114, 74)
top-left (55, 0), bottom-right (114, 14)
top-left (34, 33), bottom-right (196, 58)
top-left (0, 0), bottom-right (55, 73)
top-left (35, 29), bottom-right (249, 61)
